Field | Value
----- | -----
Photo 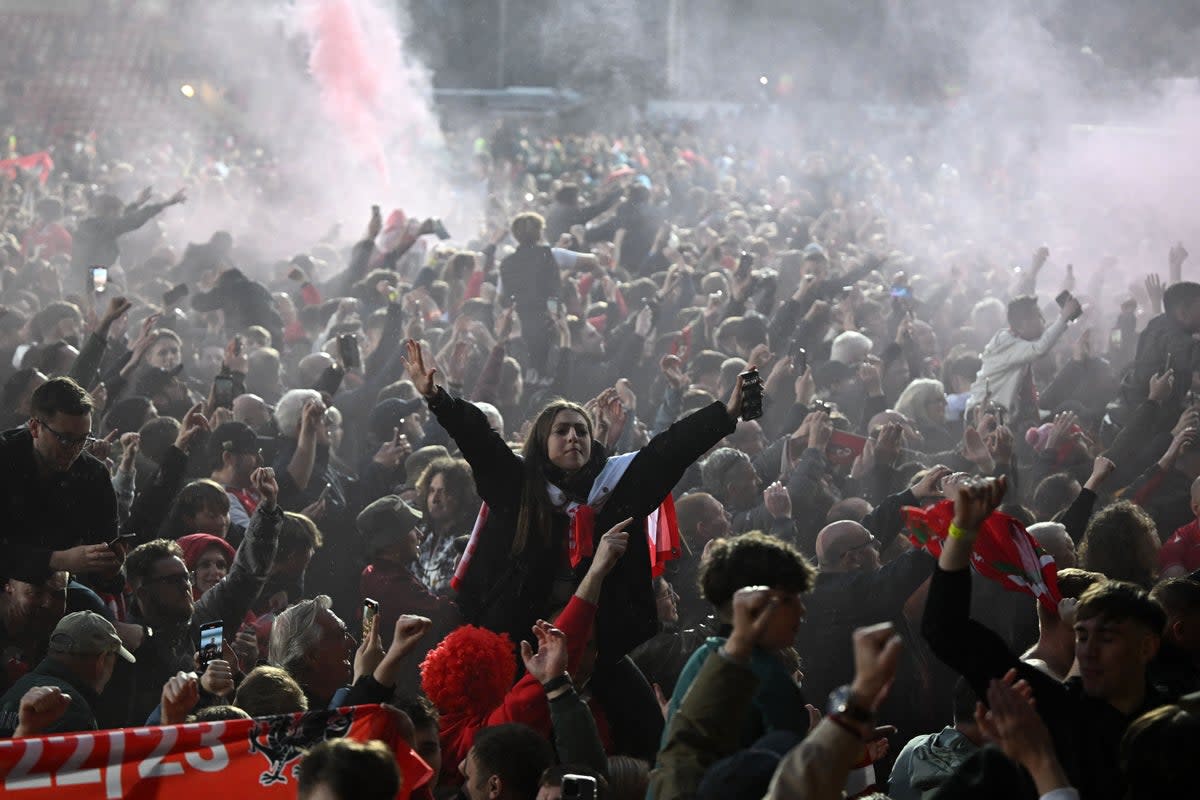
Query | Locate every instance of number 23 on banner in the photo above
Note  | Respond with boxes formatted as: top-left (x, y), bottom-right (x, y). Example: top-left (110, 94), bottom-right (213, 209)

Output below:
top-left (1, 722), bottom-right (229, 798)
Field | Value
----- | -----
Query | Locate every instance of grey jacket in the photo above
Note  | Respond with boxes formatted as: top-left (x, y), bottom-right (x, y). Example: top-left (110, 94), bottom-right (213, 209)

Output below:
top-left (889, 726), bottom-right (979, 800)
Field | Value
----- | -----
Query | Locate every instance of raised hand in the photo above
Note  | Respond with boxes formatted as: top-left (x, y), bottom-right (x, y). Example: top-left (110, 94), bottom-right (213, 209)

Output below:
top-left (388, 615), bottom-right (433, 660)
top-left (250, 466), bottom-right (278, 509)
top-left (160, 672), bottom-right (200, 725)
top-left (402, 339), bottom-right (437, 398)
top-left (912, 465), bottom-right (952, 501)
top-left (86, 428), bottom-right (120, 462)
top-left (373, 428), bottom-right (411, 470)
top-left (849, 622), bottom-right (905, 711)
top-left (589, 518), bottom-right (633, 577)
top-left (98, 296), bottom-right (133, 335)
top-left (1149, 369), bottom-right (1175, 404)
top-left (174, 402), bottom-right (210, 453)
top-left (1085, 456), bottom-right (1115, 491)
top-left (1145, 274), bottom-right (1165, 315)
top-left (520, 619), bottom-right (569, 685)
top-left (974, 677), bottom-right (1067, 791)
top-left (725, 586), bottom-right (782, 661)
top-left (199, 658), bottom-right (235, 698)
top-left (763, 481), bottom-right (792, 520)
top-left (660, 354), bottom-right (688, 391)
top-left (952, 476), bottom-right (1008, 533)
top-left (51, 543), bottom-right (120, 575)
top-left (14, 686), bottom-right (72, 737)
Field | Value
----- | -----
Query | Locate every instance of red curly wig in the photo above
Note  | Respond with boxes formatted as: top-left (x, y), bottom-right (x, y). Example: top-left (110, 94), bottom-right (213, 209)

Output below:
top-left (420, 625), bottom-right (517, 716)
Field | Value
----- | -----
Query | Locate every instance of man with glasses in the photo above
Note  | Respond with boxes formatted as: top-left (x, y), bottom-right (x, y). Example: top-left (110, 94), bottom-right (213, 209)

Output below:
top-left (95, 467), bottom-right (283, 727)
top-left (0, 377), bottom-right (122, 588)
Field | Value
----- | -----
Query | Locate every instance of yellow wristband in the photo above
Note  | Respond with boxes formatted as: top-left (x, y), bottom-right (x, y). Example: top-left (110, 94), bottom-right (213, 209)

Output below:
top-left (947, 523), bottom-right (972, 540)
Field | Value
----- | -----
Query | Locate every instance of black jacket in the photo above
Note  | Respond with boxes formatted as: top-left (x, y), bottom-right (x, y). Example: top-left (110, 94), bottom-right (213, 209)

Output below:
top-left (0, 657), bottom-right (101, 736)
top-left (922, 565), bottom-right (1166, 800)
top-left (796, 551), bottom-right (935, 705)
top-left (191, 268), bottom-right (284, 346)
top-left (429, 387), bottom-right (735, 661)
top-left (0, 427), bottom-right (118, 582)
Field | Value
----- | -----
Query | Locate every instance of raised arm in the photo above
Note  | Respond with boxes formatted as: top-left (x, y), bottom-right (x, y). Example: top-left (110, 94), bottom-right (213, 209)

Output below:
top-left (404, 339), bottom-right (521, 503)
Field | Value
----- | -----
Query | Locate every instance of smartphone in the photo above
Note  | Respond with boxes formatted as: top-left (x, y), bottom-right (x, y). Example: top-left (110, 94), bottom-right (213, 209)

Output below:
top-left (198, 621), bottom-right (223, 671)
top-left (790, 343), bottom-right (808, 373)
top-left (213, 374), bottom-right (235, 409)
top-left (90, 265), bottom-right (108, 294)
top-left (739, 369), bottom-right (764, 421)
top-left (547, 297), bottom-right (562, 316)
top-left (362, 598), bottom-right (379, 640)
top-left (233, 334), bottom-right (244, 357)
top-left (337, 333), bottom-right (361, 369)
top-left (736, 251), bottom-right (754, 280)
top-left (162, 282), bottom-right (189, 307)
top-left (562, 775), bottom-right (597, 800)
top-left (433, 218), bottom-right (451, 240)
top-left (1055, 290), bottom-right (1083, 321)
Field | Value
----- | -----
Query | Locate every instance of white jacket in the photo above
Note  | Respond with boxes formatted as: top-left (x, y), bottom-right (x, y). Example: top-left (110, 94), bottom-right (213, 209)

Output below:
top-left (966, 315), bottom-right (1069, 419)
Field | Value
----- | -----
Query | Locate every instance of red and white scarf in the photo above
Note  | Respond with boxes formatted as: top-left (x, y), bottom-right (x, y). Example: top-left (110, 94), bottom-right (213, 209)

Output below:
top-left (451, 453), bottom-right (681, 591)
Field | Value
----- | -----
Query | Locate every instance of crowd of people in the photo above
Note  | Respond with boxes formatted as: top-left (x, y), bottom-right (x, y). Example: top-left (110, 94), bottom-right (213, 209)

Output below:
top-left (3, 109), bottom-right (1200, 800)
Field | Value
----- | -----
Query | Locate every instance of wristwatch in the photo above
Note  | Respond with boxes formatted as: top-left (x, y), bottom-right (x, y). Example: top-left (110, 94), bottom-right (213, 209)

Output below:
top-left (826, 684), bottom-right (874, 724)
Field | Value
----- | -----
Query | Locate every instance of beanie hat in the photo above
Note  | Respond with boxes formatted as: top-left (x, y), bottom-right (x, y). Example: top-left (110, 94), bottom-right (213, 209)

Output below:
top-left (177, 533), bottom-right (236, 571)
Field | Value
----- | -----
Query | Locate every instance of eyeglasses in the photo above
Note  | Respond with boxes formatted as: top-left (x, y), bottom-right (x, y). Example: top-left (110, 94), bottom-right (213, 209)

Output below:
top-left (656, 587), bottom-right (680, 602)
top-left (846, 535), bottom-right (880, 553)
top-left (37, 419), bottom-right (97, 450)
top-left (144, 573), bottom-right (192, 588)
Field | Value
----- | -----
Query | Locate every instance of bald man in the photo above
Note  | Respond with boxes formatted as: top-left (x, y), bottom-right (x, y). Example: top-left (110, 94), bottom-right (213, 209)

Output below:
top-left (796, 516), bottom-right (937, 738)
top-left (1159, 476), bottom-right (1200, 579)
top-left (232, 393), bottom-right (274, 435)
top-left (1028, 522), bottom-right (1076, 570)
top-left (671, 492), bottom-right (732, 627)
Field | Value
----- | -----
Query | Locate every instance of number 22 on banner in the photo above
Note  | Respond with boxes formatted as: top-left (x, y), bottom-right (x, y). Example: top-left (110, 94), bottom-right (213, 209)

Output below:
top-left (1, 722), bottom-right (229, 797)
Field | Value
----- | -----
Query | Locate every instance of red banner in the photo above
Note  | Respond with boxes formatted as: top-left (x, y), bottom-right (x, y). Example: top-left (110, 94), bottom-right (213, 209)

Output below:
top-left (0, 704), bottom-right (432, 799)
top-left (0, 152), bottom-right (54, 184)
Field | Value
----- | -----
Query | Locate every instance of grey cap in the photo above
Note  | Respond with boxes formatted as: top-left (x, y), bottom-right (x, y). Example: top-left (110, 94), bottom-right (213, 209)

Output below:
top-left (49, 611), bottom-right (136, 663)
top-left (357, 495), bottom-right (424, 554)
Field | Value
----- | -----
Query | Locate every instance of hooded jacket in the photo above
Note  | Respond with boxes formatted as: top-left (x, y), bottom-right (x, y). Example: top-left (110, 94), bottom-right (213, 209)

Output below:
top-left (889, 727), bottom-right (979, 800)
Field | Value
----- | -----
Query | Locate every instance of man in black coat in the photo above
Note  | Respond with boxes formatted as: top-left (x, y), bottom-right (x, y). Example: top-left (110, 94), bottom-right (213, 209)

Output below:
top-left (191, 267), bottom-right (284, 347)
top-left (0, 377), bottom-right (121, 588)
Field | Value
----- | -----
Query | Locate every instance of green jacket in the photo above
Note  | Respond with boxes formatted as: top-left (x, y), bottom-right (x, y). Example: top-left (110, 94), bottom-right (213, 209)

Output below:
top-left (662, 637), bottom-right (809, 749)
top-left (649, 646), bottom-right (760, 800)
top-left (0, 657), bottom-right (100, 737)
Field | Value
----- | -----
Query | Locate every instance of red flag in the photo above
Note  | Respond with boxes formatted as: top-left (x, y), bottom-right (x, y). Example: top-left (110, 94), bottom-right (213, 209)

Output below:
top-left (902, 500), bottom-right (1062, 613)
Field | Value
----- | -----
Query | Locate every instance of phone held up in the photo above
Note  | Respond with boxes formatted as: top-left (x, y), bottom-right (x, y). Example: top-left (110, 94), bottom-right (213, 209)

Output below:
top-left (89, 265), bottom-right (108, 294)
top-left (1055, 290), bottom-right (1083, 322)
top-left (338, 333), bottom-right (361, 369)
top-left (199, 620), bottom-right (223, 672)
top-left (562, 775), bottom-right (598, 800)
top-left (212, 374), bottom-right (235, 409)
top-left (362, 597), bottom-right (379, 639)
top-left (739, 369), bottom-right (764, 421)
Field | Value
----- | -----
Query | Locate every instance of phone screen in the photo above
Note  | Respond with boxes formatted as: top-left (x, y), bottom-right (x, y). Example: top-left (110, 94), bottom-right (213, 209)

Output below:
top-left (90, 266), bottom-right (108, 294)
top-left (362, 598), bottom-right (379, 639)
top-left (338, 334), bottom-right (361, 369)
top-left (213, 375), bottom-right (235, 408)
top-left (199, 622), bottom-right (223, 670)
top-left (547, 297), bottom-right (562, 316)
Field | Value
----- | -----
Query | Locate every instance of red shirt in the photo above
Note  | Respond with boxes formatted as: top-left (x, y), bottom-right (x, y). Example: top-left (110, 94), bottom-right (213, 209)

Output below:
top-left (1160, 519), bottom-right (1200, 573)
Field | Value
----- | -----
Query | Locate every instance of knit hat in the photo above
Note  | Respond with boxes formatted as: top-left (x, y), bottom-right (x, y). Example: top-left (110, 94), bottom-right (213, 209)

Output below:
top-left (357, 495), bottom-right (423, 556)
top-left (177, 533), bottom-right (237, 571)
top-left (50, 611), bottom-right (136, 663)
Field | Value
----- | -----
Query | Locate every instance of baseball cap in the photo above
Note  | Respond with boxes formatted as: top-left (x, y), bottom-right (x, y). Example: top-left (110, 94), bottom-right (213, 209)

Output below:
top-left (49, 611), bottom-right (136, 663)
top-left (208, 421), bottom-right (261, 469)
top-left (357, 495), bottom-right (423, 556)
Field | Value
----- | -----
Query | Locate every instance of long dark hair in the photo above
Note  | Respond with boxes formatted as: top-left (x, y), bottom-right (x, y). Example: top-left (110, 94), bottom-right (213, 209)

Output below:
top-left (514, 399), bottom-right (593, 555)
